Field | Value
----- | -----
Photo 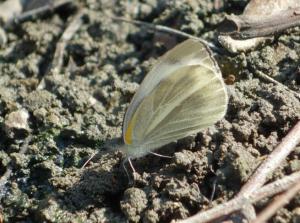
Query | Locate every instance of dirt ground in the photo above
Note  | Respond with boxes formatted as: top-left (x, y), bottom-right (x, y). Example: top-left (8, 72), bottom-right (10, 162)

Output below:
top-left (0, 0), bottom-right (299, 222)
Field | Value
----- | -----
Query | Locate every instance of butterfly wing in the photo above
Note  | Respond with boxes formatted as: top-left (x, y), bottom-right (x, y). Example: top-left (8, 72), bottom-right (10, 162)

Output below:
top-left (123, 39), bottom-right (228, 157)
top-left (123, 39), bottom-right (220, 136)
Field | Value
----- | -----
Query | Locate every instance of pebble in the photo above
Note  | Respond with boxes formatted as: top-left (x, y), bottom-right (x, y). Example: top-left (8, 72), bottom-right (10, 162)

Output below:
top-left (3, 109), bottom-right (29, 138)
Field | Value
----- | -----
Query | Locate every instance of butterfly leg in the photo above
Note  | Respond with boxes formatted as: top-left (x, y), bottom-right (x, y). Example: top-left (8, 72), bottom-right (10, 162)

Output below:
top-left (128, 157), bottom-right (136, 173)
top-left (122, 157), bottom-right (137, 184)
top-left (122, 158), bottom-right (130, 181)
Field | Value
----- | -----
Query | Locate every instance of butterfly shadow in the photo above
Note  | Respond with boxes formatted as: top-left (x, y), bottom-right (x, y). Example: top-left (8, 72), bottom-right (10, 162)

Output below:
top-left (120, 137), bottom-right (198, 179)
top-left (42, 136), bottom-right (196, 216)
top-left (40, 148), bottom-right (127, 216)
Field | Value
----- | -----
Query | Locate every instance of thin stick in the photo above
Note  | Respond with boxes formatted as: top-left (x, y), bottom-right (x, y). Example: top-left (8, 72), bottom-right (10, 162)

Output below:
top-left (251, 171), bottom-right (300, 201)
top-left (112, 15), bottom-right (299, 99)
top-left (254, 70), bottom-right (300, 100)
top-left (237, 121), bottom-right (300, 198)
top-left (179, 170), bottom-right (300, 223)
top-left (37, 9), bottom-right (85, 89)
top-left (219, 7), bottom-right (300, 40)
top-left (51, 9), bottom-right (86, 74)
top-left (179, 121), bottom-right (300, 223)
top-left (81, 151), bottom-right (97, 169)
top-left (251, 181), bottom-right (300, 223)
top-left (6, 0), bottom-right (73, 27)
top-left (110, 16), bottom-right (225, 54)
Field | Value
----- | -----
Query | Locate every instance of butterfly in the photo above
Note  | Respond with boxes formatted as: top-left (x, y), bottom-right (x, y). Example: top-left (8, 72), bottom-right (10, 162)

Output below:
top-left (122, 39), bottom-right (228, 159)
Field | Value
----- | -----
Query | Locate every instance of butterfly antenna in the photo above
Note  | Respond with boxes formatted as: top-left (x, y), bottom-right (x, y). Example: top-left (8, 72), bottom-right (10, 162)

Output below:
top-left (81, 151), bottom-right (97, 169)
top-left (149, 151), bottom-right (173, 159)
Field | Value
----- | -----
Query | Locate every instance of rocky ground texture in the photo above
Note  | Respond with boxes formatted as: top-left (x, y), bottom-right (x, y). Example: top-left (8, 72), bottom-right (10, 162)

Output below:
top-left (0, 0), bottom-right (299, 222)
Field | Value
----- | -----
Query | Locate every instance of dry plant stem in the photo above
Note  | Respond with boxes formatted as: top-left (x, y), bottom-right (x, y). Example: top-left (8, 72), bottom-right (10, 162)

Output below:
top-left (252, 171), bottom-right (300, 201)
top-left (254, 70), bottom-right (300, 100)
top-left (111, 16), bottom-right (225, 54)
top-left (179, 121), bottom-right (300, 223)
top-left (6, 0), bottom-right (72, 27)
top-left (51, 9), bottom-right (85, 74)
top-left (237, 121), bottom-right (300, 198)
top-left (37, 9), bottom-right (85, 89)
top-left (179, 170), bottom-right (300, 223)
top-left (219, 7), bottom-right (300, 39)
top-left (81, 151), bottom-right (97, 169)
top-left (252, 181), bottom-right (300, 223)
top-left (241, 205), bottom-right (256, 221)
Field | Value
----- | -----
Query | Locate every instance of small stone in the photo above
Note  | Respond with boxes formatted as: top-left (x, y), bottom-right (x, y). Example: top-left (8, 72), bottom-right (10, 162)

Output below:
top-left (3, 109), bottom-right (29, 138)
top-left (216, 144), bottom-right (258, 187)
top-left (292, 207), bottom-right (300, 223)
top-left (290, 160), bottom-right (300, 172)
top-left (143, 209), bottom-right (159, 223)
top-left (120, 187), bottom-right (148, 223)
top-left (32, 108), bottom-right (47, 121)
top-left (0, 150), bottom-right (10, 167)
top-left (218, 35), bottom-right (267, 53)
top-left (0, 0), bottom-right (23, 22)
top-left (47, 113), bottom-right (61, 127)
top-left (164, 178), bottom-right (205, 206)
top-left (174, 150), bottom-right (194, 169)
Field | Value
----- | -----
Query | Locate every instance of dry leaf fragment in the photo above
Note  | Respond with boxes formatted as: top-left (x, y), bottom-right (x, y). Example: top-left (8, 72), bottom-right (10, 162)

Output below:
top-left (218, 0), bottom-right (300, 53)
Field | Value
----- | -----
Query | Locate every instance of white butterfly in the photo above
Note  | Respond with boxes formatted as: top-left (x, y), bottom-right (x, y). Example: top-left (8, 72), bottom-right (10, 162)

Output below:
top-left (122, 39), bottom-right (228, 159)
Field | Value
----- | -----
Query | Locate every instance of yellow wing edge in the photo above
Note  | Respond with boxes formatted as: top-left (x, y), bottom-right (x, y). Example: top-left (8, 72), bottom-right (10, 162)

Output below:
top-left (124, 113), bottom-right (138, 145)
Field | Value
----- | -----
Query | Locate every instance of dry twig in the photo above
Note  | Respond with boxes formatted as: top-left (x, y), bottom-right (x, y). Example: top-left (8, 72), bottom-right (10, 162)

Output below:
top-left (251, 171), bottom-right (300, 201)
top-left (219, 7), bottom-right (300, 40)
top-left (178, 170), bottom-right (300, 223)
top-left (254, 70), bottom-right (300, 100)
top-left (50, 9), bottom-right (85, 74)
top-left (5, 0), bottom-right (73, 27)
top-left (110, 15), bottom-right (300, 100)
top-left (218, 0), bottom-right (300, 53)
top-left (179, 121), bottom-right (300, 223)
top-left (37, 9), bottom-right (86, 89)
top-left (237, 121), bottom-right (300, 197)
top-left (252, 181), bottom-right (300, 223)
top-left (110, 16), bottom-right (225, 54)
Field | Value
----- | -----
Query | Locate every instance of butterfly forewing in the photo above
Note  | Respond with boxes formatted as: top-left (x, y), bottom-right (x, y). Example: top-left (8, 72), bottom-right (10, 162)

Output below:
top-left (123, 39), bottom-right (218, 137)
top-left (129, 65), bottom-right (227, 151)
top-left (123, 39), bottom-right (228, 157)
